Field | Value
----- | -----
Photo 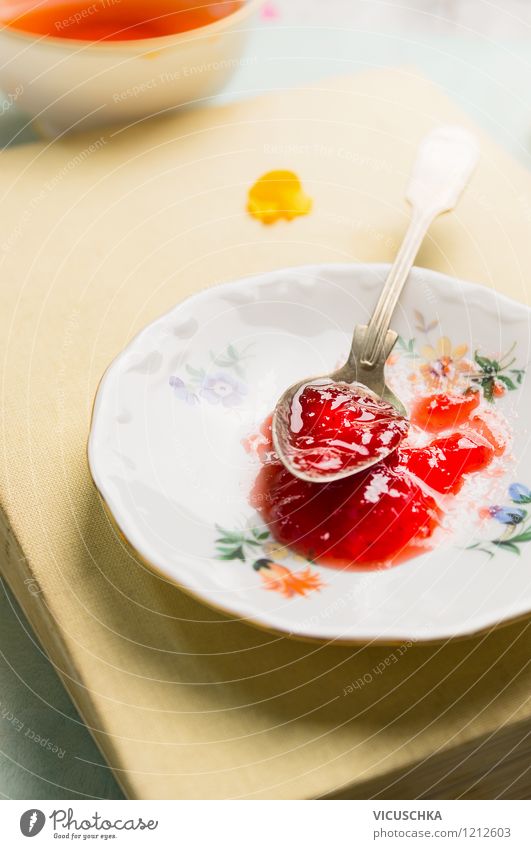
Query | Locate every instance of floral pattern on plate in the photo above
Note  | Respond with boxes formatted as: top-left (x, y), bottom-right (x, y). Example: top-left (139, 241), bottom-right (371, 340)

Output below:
top-left (214, 522), bottom-right (325, 598)
top-left (395, 311), bottom-right (525, 402)
top-left (221, 314), bottom-right (527, 600)
top-left (169, 343), bottom-right (252, 407)
top-left (470, 484), bottom-right (531, 557)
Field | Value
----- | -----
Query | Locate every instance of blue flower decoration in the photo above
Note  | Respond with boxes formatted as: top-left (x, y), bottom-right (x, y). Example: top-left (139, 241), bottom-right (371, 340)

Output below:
top-left (200, 371), bottom-right (247, 408)
top-left (508, 483), bottom-right (531, 504)
top-left (490, 506), bottom-right (526, 525)
top-left (169, 376), bottom-right (199, 406)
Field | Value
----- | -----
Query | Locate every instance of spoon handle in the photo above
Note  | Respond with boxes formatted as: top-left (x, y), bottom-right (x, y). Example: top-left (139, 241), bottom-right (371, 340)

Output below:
top-left (359, 125), bottom-right (479, 369)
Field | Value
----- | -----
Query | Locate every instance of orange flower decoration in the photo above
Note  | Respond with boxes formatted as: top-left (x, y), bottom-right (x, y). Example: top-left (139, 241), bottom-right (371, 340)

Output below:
top-left (420, 336), bottom-right (469, 389)
top-left (254, 559), bottom-right (324, 598)
top-left (247, 170), bottom-right (313, 224)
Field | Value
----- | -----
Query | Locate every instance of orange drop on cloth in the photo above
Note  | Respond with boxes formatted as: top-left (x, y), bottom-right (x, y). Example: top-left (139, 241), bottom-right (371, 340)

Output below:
top-left (247, 170), bottom-right (313, 224)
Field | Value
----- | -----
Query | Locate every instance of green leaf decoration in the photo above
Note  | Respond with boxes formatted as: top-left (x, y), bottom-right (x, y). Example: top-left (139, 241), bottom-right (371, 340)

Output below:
top-left (471, 346), bottom-right (525, 402)
top-left (509, 369), bottom-right (525, 385)
top-left (482, 378), bottom-right (494, 403)
top-left (507, 530), bottom-right (531, 544)
top-left (251, 527), bottom-right (270, 541)
top-left (497, 375), bottom-right (517, 391)
top-left (185, 364), bottom-right (206, 380)
top-left (474, 351), bottom-right (495, 371)
top-left (492, 540), bottom-right (521, 555)
top-left (466, 543), bottom-right (495, 558)
top-left (215, 525), bottom-right (241, 542)
top-left (217, 547), bottom-right (246, 561)
top-left (214, 522), bottom-right (271, 564)
top-left (511, 495), bottom-right (531, 506)
top-left (468, 508), bottom-right (531, 558)
top-left (208, 344), bottom-right (254, 377)
top-left (211, 354), bottom-right (230, 367)
top-left (396, 336), bottom-right (417, 359)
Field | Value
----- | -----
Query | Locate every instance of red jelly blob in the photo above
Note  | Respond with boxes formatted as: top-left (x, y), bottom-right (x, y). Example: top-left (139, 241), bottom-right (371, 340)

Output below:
top-left (249, 379), bottom-right (503, 570)
top-left (465, 414), bottom-right (506, 457)
top-left (251, 457), bottom-right (439, 569)
top-left (243, 414), bottom-right (275, 464)
top-left (411, 391), bottom-right (479, 433)
top-left (278, 380), bottom-right (409, 477)
top-left (398, 433), bottom-right (494, 495)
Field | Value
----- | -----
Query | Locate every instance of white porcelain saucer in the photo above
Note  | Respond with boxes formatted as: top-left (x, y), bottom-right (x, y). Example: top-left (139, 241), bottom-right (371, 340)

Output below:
top-left (88, 263), bottom-right (531, 643)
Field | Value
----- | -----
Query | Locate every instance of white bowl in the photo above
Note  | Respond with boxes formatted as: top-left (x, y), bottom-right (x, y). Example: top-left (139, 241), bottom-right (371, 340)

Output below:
top-left (88, 263), bottom-right (531, 644)
top-left (0, 0), bottom-right (260, 135)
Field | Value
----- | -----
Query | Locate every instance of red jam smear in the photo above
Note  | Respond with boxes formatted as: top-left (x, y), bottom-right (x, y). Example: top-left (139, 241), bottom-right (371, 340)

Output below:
top-left (411, 391), bottom-right (479, 432)
top-left (397, 434), bottom-right (494, 495)
top-left (465, 414), bottom-right (506, 457)
top-left (279, 380), bottom-right (409, 476)
top-left (249, 391), bottom-right (504, 570)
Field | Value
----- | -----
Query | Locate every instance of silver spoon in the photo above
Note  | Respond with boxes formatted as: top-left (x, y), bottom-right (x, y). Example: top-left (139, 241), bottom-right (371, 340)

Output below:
top-left (272, 125), bottom-right (479, 483)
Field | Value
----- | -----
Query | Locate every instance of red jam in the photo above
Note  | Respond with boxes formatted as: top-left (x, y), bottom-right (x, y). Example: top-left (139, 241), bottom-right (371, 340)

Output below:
top-left (277, 380), bottom-right (409, 477)
top-left (252, 455), bottom-right (440, 568)
top-left (398, 434), bottom-right (494, 495)
top-left (249, 391), bottom-right (504, 570)
top-left (411, 391), bottom-right (479, 432)
top-left (466, 414), bottom-right (506, 457)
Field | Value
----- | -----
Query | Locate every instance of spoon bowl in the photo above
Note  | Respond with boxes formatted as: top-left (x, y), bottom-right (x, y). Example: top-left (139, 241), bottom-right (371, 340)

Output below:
top-left (272, 328), bottom-right (408, 483)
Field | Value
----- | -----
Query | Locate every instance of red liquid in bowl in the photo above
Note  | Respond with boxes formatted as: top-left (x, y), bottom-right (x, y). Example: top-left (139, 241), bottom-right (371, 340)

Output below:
top-left (0, 0), bottom-right (244, 41)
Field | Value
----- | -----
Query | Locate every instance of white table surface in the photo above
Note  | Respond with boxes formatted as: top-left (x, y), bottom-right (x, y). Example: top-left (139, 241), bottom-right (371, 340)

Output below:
top-left (1, 0), bottom-right (531, 800)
